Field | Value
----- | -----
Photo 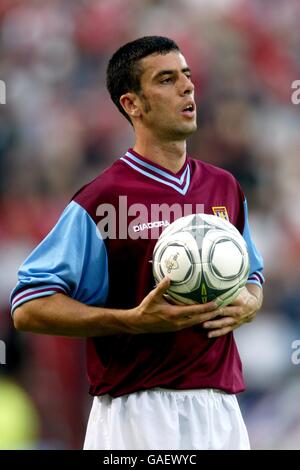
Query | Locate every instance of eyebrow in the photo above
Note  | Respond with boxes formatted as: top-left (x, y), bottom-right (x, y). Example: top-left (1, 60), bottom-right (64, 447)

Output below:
top-left (153, 67), bottom-right (191, 81)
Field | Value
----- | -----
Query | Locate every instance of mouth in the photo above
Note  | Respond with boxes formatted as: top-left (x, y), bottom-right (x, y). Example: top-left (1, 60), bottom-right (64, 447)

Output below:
top-left (181, 101), bottom-right (196, 118)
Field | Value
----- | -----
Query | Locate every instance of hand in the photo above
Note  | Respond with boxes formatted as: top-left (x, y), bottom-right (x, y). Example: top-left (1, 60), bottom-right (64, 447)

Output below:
top-left (202, 284), bottom-right (263, 338)
top-left (129, 277), bottom-right (219, 334)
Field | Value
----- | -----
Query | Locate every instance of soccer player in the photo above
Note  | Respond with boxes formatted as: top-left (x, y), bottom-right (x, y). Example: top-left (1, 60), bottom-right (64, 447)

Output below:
top-left (11, 36), bottom-right (264, 450)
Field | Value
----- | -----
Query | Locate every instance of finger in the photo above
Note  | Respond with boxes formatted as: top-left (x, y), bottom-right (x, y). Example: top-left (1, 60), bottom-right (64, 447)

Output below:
top-left (152, 277), bottom-right (171, 297)
top-left (203, 317), bottom-right (236, 330)
top-left (174, 303), bottom-right (219, 323)
top-left (179, 300), bottom-right (218, 315)
top-left (177, 308), bottom-right (221, 326)
top-left (245, 312), bottom-right (257, 323)
top-left (208, 325), bottom-right (235, 338)
top-left (214, 306), bottom-right (241, 317)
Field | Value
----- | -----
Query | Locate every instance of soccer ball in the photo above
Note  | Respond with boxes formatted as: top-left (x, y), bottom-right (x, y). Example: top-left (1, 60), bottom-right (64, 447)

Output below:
top-left (152, 213), bottom-right (250, 307)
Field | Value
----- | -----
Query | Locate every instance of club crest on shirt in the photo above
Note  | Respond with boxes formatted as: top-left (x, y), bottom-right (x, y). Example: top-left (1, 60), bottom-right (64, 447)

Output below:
top-left (212, 206), bottom-right (229, 221)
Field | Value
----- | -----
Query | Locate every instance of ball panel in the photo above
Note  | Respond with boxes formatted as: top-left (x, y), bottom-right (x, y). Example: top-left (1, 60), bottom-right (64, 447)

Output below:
top-left (201, 262), bottom-right (239, 290)
top-left (211, 240), bottom-right (244, 278)
top-left (158, 244), bottom-right (193, 283)
top-left (158, 214), bottom-right (196, 239)
top-left (200, 213), bottom-right (241, 236)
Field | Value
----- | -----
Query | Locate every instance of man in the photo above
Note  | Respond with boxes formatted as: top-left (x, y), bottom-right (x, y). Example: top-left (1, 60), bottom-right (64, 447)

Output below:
top-left (11, 36), bottom-right (264, 450)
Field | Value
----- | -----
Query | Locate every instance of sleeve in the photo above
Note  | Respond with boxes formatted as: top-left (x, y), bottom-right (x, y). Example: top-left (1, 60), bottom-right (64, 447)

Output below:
top-left (10, 201), bottom-right (109, 313)
top-left (242, 198), bottom-right (265, 288)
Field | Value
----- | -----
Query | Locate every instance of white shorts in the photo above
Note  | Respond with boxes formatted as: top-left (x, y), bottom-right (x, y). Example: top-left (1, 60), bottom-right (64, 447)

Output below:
top-left (83, 388), bottom-right (250, 450)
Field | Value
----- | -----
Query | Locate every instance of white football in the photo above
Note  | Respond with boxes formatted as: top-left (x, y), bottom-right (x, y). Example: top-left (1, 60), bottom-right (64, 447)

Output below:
top-left (152, 213), bottom-right (250, 307)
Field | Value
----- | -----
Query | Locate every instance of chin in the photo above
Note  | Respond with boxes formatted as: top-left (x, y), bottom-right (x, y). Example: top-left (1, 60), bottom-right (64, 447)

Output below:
top-left (182, 122), bottom-right (197, 136)
top-left (164, 121), bottom-right (197, 139)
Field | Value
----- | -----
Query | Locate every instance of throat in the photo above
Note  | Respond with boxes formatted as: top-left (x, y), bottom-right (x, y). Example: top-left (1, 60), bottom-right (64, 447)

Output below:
top-left (133, 141), bottom-right (186, 174)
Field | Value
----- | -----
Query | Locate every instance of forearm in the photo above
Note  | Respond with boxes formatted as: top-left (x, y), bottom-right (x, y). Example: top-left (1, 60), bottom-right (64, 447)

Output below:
top-left (13, 279), bottom-right (221, 337)
top-left (13, 293), bottom-right (138, 337)
top-left (246, 283), bottom-right (263, 310)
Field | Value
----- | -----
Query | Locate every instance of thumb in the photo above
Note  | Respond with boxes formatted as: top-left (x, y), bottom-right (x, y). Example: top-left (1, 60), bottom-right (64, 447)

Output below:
top-left (153, 277), bottom-right (171, 297)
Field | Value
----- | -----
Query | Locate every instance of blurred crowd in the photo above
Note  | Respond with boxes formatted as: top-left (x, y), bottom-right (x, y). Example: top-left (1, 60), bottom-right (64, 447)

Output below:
top-left (0, 0), bottom-right (300, 449)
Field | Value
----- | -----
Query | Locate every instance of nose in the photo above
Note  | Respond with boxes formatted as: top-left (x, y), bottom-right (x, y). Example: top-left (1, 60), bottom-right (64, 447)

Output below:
top-left (179, 74), bottom-right (194, 96)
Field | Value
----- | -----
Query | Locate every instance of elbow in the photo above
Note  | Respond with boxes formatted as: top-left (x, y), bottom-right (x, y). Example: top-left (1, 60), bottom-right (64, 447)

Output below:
top-left (13, 304), bottom-right (31, 331)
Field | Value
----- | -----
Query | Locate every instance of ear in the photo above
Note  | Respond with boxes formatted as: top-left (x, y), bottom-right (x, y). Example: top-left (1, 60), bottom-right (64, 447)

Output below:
top-left (119, 92), bottom-right (141, 119)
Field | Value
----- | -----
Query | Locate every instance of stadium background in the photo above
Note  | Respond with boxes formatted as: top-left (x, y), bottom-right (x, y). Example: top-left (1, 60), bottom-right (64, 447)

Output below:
top-left (0, 0), bottom-right (300, 449)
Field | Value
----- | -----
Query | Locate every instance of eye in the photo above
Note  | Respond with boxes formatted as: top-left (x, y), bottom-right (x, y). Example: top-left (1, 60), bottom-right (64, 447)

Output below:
top-left (161, 77), bottom-right (172, 84)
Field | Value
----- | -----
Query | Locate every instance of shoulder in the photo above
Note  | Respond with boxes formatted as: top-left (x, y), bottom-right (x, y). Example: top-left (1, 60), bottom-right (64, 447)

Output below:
top-left (190, 157), bottom-right (239, 187)
top-left (71, 160), bottom-right (126, 217)
top-left (189, 157), bottom-right (243, 199)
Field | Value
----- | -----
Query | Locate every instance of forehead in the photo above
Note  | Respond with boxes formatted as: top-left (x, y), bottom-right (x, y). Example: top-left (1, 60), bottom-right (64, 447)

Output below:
top-left (139, 51), bottom-right (189, 82)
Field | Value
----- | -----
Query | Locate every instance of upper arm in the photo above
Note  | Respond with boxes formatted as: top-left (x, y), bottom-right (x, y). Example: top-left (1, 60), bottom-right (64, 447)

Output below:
top-left (242, 198), bottom-right (265, 288)
top-left (10, 201), bottom-right (109, 314)
top-left (13, 292), bottom-right (66, 330)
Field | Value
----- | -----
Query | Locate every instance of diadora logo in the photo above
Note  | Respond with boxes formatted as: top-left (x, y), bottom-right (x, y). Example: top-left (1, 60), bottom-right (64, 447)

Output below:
top-left (164, 252), bottom-right (180, 273)
top-left (133, 220), bottom-right (170, 233)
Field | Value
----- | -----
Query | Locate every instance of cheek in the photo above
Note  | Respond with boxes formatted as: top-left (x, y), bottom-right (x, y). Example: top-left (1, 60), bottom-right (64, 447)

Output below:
top-left (142, 89), bottom-right (175, 122)
top-left (150, 95), bottom-right (174, 117)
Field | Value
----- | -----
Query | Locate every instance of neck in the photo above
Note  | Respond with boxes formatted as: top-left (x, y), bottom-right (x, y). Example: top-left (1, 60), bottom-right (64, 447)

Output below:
top-left (133, 135), bottom-right (186, 173)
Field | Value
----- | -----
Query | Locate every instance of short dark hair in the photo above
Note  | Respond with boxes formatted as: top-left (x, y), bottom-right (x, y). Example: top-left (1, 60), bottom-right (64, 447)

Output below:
top-left (106, 36), bottom-right (180, 122)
